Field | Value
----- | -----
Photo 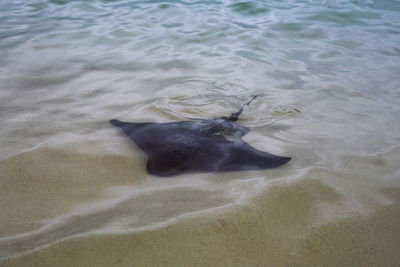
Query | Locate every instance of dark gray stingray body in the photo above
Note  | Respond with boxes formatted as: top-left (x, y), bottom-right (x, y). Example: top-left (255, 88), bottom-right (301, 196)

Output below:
top-left (110, 95), bottom-right (290, 177)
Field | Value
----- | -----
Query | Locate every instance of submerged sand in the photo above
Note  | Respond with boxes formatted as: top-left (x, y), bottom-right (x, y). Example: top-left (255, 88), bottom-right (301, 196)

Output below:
top-left (1, 138), bottom-right (400, 266)
top-left (0, 146), bottom-right (147, 237)
top-left (1, 177), bottom-right (399, 267)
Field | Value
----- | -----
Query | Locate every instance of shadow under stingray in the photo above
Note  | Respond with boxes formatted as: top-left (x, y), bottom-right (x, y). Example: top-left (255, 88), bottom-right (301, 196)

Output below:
top-left (110, 95), bottom-right (291, 177)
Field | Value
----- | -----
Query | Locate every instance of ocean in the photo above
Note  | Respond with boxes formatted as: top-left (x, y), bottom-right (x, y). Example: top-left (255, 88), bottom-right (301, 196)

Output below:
top-left (1, 0), bottom-right (400, 265)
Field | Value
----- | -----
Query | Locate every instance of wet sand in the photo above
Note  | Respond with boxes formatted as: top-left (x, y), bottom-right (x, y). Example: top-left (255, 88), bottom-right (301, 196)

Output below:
top-left (1, 177), bottom-right (399, 267)
top-left (0, 145), bottom-right (147, 237)
top-left (1, 144), bottom-right (400, 266)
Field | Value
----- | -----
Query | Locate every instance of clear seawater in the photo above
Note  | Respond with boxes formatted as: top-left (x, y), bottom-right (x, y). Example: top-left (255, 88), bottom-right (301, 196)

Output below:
top-left (1, 0), bottom-right (400, 259)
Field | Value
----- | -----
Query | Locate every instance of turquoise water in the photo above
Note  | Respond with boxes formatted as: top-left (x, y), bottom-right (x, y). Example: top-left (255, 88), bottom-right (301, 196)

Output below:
top-left (1, 0), bottom-right (400, 259)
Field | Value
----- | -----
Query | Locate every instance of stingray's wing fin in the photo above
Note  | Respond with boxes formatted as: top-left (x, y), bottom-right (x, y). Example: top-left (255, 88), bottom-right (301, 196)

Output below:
top-left (110, 119), bottom-right (154, 136)
top-left (218, 142), bottom-right (291, 171)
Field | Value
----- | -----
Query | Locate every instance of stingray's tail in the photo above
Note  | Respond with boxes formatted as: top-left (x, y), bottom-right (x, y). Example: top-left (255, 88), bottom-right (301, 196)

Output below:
top-left (227, 93), bottom-right (264, 121)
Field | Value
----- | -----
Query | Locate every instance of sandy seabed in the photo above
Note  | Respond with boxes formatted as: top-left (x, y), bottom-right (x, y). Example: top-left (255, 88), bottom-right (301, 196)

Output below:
top-left (1, 139), bottom-right (400, 266)
top-left (1, 177), bottom-right (399, 267)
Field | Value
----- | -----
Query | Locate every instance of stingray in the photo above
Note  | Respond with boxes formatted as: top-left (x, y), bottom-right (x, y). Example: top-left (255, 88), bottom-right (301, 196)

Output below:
top-left (110, 95), bottom-right (291, 177)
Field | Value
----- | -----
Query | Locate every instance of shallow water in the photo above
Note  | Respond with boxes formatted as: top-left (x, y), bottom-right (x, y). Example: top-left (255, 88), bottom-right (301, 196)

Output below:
top-left (1, 0), bottom-right (400, 260)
